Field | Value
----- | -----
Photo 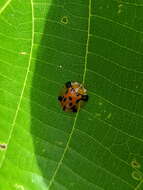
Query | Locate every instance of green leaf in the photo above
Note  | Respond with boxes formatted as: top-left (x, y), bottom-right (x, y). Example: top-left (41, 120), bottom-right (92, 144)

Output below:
top-left (0, 0), bottom-right (143, 190)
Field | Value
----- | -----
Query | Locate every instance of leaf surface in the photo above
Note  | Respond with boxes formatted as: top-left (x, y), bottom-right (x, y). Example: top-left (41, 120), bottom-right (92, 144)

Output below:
top-left (0, 0), bottom-right (143, 190)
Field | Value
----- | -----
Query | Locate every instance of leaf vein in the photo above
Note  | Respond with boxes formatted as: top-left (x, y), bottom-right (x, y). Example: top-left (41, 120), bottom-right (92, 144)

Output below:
top-left (0, 0), bottom-right (34, 168)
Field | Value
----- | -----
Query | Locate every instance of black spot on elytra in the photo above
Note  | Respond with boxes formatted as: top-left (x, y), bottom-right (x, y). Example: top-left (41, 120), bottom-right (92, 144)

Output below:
top-left (76, 99), bottom-right (80, 104)
top-left (63, 106), bottom-right (66, 111)
top-left (69, 102), bottom-right (73, 107)
top-left (71, 105), bottom-right (77, 112)
top-left (81, 95), bottom-right (88, 101)
top-left (65, 81), bottom-right (71, 88)
top-left (72, 107), bottom-right (77, 112)
top-left (63, 97), bottom-right (67, 102)
top-left (58, 96), bottom-right (63, 101)
top-left (68, 96), bottom-right (72, 100)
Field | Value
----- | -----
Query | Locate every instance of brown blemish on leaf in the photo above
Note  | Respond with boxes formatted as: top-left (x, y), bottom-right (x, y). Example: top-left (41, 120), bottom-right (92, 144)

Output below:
top-left (0, 143), bottom-right (7, 150)
top-left (61, 16), bottom-right (68, 24)
top-left (131, 171), bottom-right (142, 181)
top-left (131, 159), bottom-right (141, 169)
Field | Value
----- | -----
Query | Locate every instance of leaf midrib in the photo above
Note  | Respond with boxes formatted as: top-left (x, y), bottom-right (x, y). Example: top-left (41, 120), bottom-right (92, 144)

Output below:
top-left (47, 0), bottom-right (91, 189)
